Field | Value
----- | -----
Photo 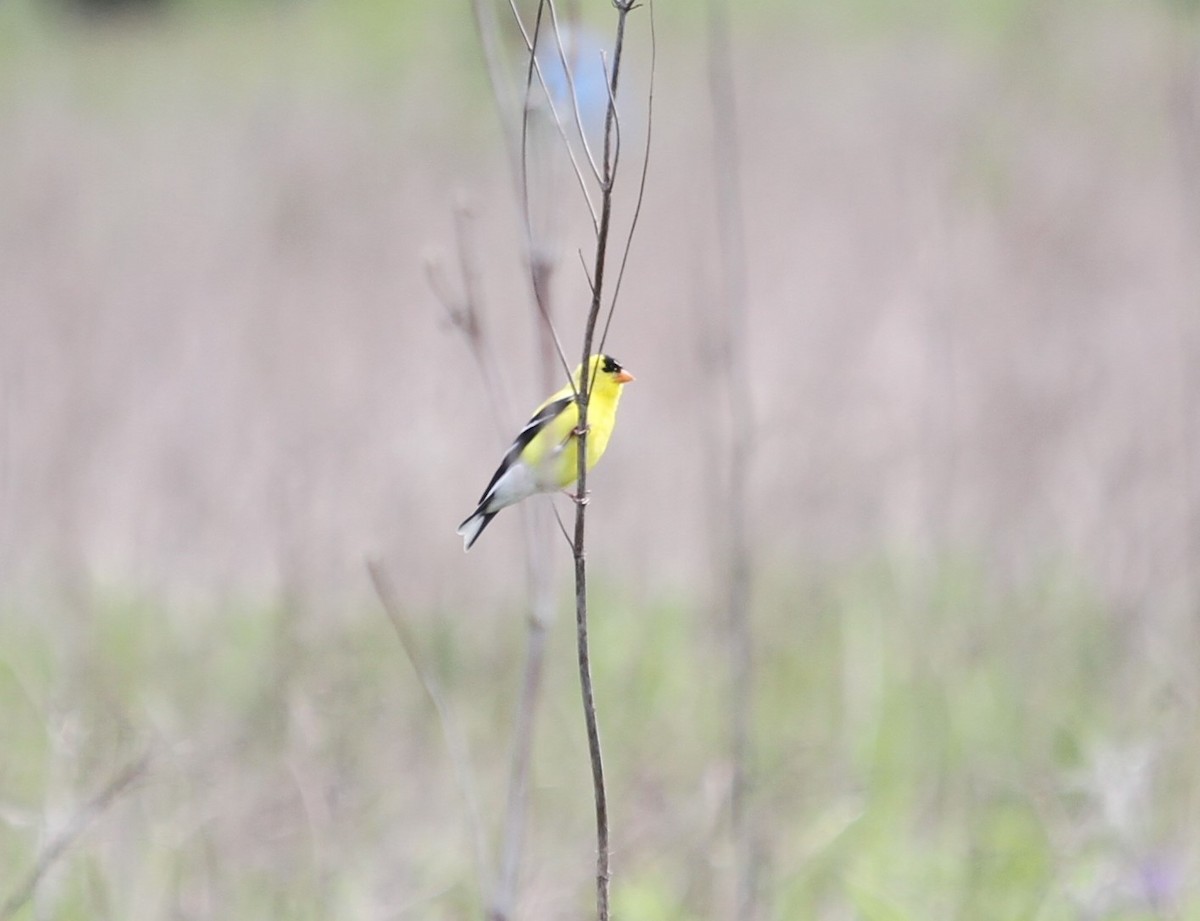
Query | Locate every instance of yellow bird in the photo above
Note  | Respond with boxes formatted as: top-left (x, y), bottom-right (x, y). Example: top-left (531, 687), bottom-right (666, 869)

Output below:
top-left (457, 354), bottom-right (635, 551)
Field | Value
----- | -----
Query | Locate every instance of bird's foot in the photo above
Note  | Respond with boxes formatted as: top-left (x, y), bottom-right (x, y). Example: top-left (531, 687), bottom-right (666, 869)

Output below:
top-left (572, 422), bottom-right (591, 438)
top-left (563, 489), bottom-right (590, 506)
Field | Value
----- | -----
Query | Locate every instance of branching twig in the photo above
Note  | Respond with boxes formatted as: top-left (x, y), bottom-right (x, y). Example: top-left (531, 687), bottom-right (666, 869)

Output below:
top-left (515, 1), bottom-right (584, 397)
top-left (545, 0), bottom-right (603, 184)
top-left (598, 0), bottom-right (656, 361)
top-left (0, 752), bottom-right (151, 920)
top-left (428, 208), bottom-right (555, 919)
top-left (570, 4), bottom-right (643, 918)
top-left (452, 7), bottom-right (593, 914)
top-left (449, 5), bottom-right (652, 919)
top-left (598, 52), bottom-right (623, 179)
top-left (512, 0), bottom-right (600, 233)
top-left (427, 201), bottom-right (513, 440)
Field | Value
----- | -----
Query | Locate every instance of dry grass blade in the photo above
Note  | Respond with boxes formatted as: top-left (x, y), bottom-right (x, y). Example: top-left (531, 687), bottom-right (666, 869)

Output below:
top-left (366, 559), bottom-right (491, 905)
top-left (0, 753), bottom-right (151, 920)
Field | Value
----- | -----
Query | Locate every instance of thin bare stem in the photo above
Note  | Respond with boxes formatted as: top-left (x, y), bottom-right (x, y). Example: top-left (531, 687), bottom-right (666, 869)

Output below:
top-left (462, 8), bottom-right (587, 918)
top-left (520, 0), bottom-right (548, 227)
top-left (571, 5), bottom-right (639, 918)
top-left (425, 204), bottom-right (512, 442)
top-left (516, 1), bottom-right (584, 397)
top-left (490, 612), bottom-right (549, 921)
top-left (492, 239), bottom-right (561, 921)
top-left (551, 499), bottom-right (574, 548)
top-left (530, 250), bottom-right (579, 402)
top-left (598, 0), bottom-right (655, 360)
top-left (366, 560), bottom-right (491, 904)
top-left (510, 0), bottom-right (600, 232)
top-left (463, 5), bottom-right (649, 919)
top-left (428, 202), bottom-right (525, 914)
top-left (535, 293), bottom-right (581, 402)
top-left (578, 248), bottom-right (596, 293)
top-left (545, 0), bottom-right (603, 183)
top-left (1, 753), bottom-right (151, 920)
top-left (598, 52), bottom-right (623, 180)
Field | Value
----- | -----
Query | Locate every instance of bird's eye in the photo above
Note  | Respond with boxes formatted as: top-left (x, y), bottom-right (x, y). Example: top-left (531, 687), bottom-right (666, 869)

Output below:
top-left (602, 356), bottom-right (621, 374)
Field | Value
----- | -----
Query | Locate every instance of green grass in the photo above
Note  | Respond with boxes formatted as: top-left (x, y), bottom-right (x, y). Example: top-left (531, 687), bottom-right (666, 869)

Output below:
top-left (2, 557), bottom-right (1194, 919)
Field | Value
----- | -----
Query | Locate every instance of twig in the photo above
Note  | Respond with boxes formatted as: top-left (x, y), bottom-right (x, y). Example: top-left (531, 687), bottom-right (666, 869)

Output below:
top-left (577, 247), bottom-right (596, 293)
top-left (527, 233), bottom-right (576, 403)
top-left (571, 5), bottom-right (641, 918)
top-left (452, 6), bottom-right (588, 914)
top-left (489, 609), bottom-right (548, 921)
top-left (545, 0), bottom-right (603, 183)
top-left (512, 0), bottom-right (601, 233)
top-left (366, 560), bottom-right (491, 905)
top-left (515, 2), bottom-right (583, 395)
top-left (597, 52), bottom-right (623, 180)
top-left (457, 5), bottom-right (650, 919)
top-left (551, 500), bottom-right (574, 548)
top-left (706, 1), bottom-right (758, 917)
top-left (0, 752), bottom-right (151, 920)
top-left (493, 10), bottom-right (575, 917)
top-left (597, 0), bottom-right (656, 360)
top-left (426, 201), bottom-right (512, 441)
top-left (520, 0), bottom-right (548, 219)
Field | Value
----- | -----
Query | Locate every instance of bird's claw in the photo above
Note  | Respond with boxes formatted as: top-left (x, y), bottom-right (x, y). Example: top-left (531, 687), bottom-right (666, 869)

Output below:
top-left (573, 423), bottom-right (591, 438)
top-left (564, 489), bottom-right (590, 506)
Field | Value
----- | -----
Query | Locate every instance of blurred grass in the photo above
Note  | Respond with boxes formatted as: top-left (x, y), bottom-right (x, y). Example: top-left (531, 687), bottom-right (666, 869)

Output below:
top-left (0, 0), bottom-right (466, 89)
top-left (0, 0), bottom-right (1110, 88)
top-left (2, 558), bottom-right (1196, 919)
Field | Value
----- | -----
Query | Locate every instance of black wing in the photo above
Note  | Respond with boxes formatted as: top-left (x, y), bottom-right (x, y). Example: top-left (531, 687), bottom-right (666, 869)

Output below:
top-left (477, 395), bottom-right (575, 504)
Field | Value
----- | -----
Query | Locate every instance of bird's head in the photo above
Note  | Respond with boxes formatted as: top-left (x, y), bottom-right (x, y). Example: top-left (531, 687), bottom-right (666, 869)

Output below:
top-left (580, 353), bottom-right (635, 393)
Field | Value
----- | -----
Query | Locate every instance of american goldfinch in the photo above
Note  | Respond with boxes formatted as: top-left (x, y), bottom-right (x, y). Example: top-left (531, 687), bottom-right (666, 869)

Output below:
top-left (457, 354), bottom-right (635, 551)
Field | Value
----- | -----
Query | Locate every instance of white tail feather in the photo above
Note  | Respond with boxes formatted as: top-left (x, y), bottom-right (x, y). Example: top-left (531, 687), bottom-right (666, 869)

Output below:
top-left (456, 511), bottom-right (487, 552)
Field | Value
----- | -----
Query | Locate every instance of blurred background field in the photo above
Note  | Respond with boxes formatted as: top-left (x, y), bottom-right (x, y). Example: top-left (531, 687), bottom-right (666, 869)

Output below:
top-left (2, 0), bottom-right (1200, 917)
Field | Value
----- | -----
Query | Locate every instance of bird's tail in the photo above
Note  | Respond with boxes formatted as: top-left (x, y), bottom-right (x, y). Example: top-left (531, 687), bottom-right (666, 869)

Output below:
top-left (456, 508), bottom-right (498, 552)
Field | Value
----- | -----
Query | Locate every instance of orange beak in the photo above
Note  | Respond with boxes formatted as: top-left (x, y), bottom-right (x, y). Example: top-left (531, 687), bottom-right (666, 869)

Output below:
top-left (616, 370), bottom-right (635, 383)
